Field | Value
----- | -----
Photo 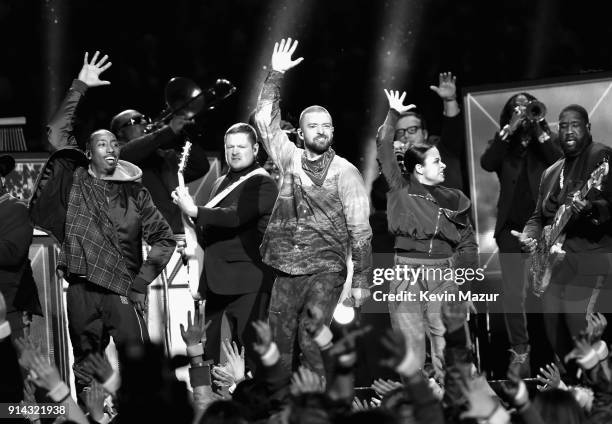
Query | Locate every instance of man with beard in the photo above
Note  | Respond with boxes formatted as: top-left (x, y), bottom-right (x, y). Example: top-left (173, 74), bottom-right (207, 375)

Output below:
top-left (481, 93), bottom-right (562, 377)
top-left (254, 38), bottom-right (372, 376)
top-left (29, 52), bottom-right (175, 392)
top-left (514, 104), bottom-right (612, 363)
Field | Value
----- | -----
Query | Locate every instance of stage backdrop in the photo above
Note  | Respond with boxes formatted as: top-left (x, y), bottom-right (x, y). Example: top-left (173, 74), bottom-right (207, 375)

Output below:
top-left (464, 73), bottom-right (612, 276)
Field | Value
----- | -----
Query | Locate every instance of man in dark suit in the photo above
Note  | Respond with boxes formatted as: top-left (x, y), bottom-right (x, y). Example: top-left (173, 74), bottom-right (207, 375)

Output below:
top-left (481, 93), bottom-right (562, 376)
top-left (173, 123), bottom-right (278, 369)
top-left (516, 104), bottom-right (612, 363)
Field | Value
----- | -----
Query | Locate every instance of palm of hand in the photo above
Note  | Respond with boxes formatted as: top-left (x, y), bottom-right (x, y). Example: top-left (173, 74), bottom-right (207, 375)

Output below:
top-left (436, 83), bottom-right (456, 99)
top-left (78, 65), bottom-right (105, 86)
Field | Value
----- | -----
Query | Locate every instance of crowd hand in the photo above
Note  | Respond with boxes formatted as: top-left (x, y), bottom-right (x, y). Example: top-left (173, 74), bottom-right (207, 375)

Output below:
top-left (429, 72), bottom-right (457, 101)
top-left (499, 369), bottom-right (527, 408)
top-left (384, 89), bottom-right (416, 114)
top-left (380, 329), bottom-right (421, 377)
top-left (571, 194), bottom-right (593, 216)
top-left (271, 38), bottom-right (304, 73)
top-left (210, 390), bottom-right (232, 401)
top-left (77, 51), bottom-right (112, 87)
top-left (564, 330), bottom-right (593, 363)
top-left (536, 363), bottom-right (562, 391)
top-left (347, 288), bottom-right (371, 308)
top-left (304, 305), bottom-right (325, 336)
top-left (24, 350), bottom-right (63, 391)
top-left (128, 289), bottom-right (147, 316)
top-left (82, 381), bottom-right (106, 422)
top-left (15, 331), bottom-right (42, 369)
top-left (352, 396), bottom-right (371, 412)
top-left (458, 374), bottom-right (501, 420)
top-left (221, 339), bottom-right (246, 383)
top-left (328, 325), bottom-right (372, 367)
top-left (171, 186), bottom-right (198, 218)
top-left (586, 312), bottom-right (607, 344)
top-left (180, 309), bottom-right (210, 347)
top-left (371, 378), bottom-right (403, 397)
top-left (81, 352), bottom-right (114, 384)
top-left (212, 365), bottom-right (236, 388)
top-left (510, 230), bottom-right (537, 254)
top-left (442, 300), bottom-right (472, 334)
top-left (290, 366), bottom-right (325, 395)
top-left (252, 320), bottom-right (272, 355)
top-left (169, 115), bottom-right (191, 134)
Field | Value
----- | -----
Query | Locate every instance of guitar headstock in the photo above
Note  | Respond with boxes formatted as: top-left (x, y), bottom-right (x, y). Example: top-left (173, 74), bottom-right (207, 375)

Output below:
top-left (588, 156), bottom-right (609, 191)
top-left (178, 140), bottom-right (193, 175)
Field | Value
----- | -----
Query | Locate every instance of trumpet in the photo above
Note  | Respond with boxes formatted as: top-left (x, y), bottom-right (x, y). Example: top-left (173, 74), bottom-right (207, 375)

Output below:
top-left (146, 77), bottom-right (237, 133)
top-left (524, 100), bottom-right (547, 122)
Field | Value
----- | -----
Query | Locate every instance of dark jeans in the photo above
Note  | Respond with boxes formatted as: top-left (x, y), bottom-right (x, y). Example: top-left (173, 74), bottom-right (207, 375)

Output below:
top-left (204, 290), bottom-right (270, 372)
top-left (496, 229), bottom-right (529, 347)
top-left (66, 277), bottom-right (149, 390)
top-left (268, 271), bottom-right (345, 377)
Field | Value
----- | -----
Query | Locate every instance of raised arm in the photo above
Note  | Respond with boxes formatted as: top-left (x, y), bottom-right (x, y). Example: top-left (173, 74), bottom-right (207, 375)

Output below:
top-left (430, 72), bottom-right (460, 118)
top-left (376, 90), bottom-right (415, 191)
top-left (47, 51), bottom-right (112, 151)
top-left (254, 38), bottom-right (303, 174)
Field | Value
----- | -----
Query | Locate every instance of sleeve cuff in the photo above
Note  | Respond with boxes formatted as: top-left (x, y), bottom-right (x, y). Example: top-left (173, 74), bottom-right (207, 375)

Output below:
top-left (102, 370), bottom-right (121, 394)
top-left (261, 342), bottom-right (280, 366)
top-left (313, 326), bottom-right (333, 348)
top-left (70, 79), bottom-right (89, 95)
top-left (594, 340), bottom-right (609, 361)
top-left (0, 321), bottom-right (11, 340)
top-left (187, 343), bottom-right (204, 357)
top-left (131, 277), bottom-right (149, 294)
top-left (47, 381), bottom-right (71, 402)
top-left (577, 348), bottom-right (599, 370)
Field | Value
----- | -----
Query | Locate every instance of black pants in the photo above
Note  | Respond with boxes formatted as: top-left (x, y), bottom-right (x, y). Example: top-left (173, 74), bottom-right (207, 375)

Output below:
top-left (496, 228), bottom-right (530, 347)
top-left (66, 277), bottom-right (149, 385)
top-left (204, 290), bottom-right (270, 372)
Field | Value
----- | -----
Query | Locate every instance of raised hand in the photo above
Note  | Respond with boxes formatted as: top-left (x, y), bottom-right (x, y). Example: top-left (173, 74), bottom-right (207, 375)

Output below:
top-left (25, 351), bottom-right (63, 391)
top-left (564, 330), bottom-right (593, 363)
top-left (536, 363), bottom-right (562, 390)
top-left (458, 374), bottom-right (502, 420)
top-left (252, 320), bottom-right (272, 355)
top-left (499, 369), bottom-right (529, 408)
top-left (212, 365), bottom-right (237, 388)
top-left (180, 309), bottom-right (210, 347)
top-left (271, 38), bottom-right (304, 73)
top-left (82, 381), bottom-right (106, 422)
top-left (384, 89), bottom-right (416, 114)
top-left (429, 72), bottom-right (457, 101)
top-left (221, 339), bottom-right (245, 383)
top-left (510, 230), bottom-right (537, 254)
top-left (371, 378), bottom-right (403, 397)
top-left (352, 396), bottom-right (370, 412)
top-left (81, 352), bottom-right (114, 384)
top-left (290, 366), bottom-right (324, 395)
top-left (78, 51), bottom-right (112, 87)
top-left (586, 312), bottom-right (607, 344)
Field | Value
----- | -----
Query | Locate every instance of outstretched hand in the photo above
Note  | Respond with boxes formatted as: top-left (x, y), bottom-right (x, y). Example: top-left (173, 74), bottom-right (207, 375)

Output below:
top-left (180, 309), bottom-right (210, 347)
top-left (510, 230), bottom-right (537, 254)
top-left (384, 89), bottom-right (416, 114)
top-left (271, 38), bottom-right (304, 73)
top-left (252, 320), bottom-right (272, 355)
top-left (78, 51), bottom-right (112, 87)
top-left (429, 72), bottom-right (457, 101)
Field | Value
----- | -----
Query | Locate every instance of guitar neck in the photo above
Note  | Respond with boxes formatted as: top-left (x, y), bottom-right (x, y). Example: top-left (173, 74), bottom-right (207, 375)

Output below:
top-left (177, 172), bottom-right (186, 189)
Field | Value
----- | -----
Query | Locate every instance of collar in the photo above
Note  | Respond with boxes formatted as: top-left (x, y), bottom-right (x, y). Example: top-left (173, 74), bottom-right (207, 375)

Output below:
top-left (227, 162), bottom-right (260, 180)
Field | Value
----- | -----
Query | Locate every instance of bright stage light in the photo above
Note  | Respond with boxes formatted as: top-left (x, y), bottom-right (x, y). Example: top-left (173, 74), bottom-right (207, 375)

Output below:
top-left (333, 302), bottom-right (355, 325)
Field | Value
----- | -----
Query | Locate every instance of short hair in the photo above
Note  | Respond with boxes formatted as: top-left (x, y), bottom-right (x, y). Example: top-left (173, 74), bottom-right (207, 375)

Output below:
top-left (560, 104), bottom-right (590, 124)
top-left (398, 110), bottom-right (427, 132)
top-left (225, 123), bottom-right (257, 145)
top-left (403, 142), bottom-right (436, 173)
top-left (87, 129), bottom-right (116, 151)
top-left (299, 105), bottom-right (332, 127)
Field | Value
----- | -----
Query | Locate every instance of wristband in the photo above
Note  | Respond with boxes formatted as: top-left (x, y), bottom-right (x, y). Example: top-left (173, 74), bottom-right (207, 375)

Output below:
top-left (576, 348), bottom-right (599, 370)
top-left (187, 343), bottom-right (204, 358)
top-left (594, 340), bottom-right (609, 361)
top-left (47, 381), bottom-right (71, 403)
top-left (313, 326), bottom-right (333, 348)
top-left (443, 96), bottom-right (457, 102)
top-left (102, 370), bottom-right (121, 394)
top-left (261, 342), bottom-right (280, 366)
top-left (0, 321), bottom-right (11, 340)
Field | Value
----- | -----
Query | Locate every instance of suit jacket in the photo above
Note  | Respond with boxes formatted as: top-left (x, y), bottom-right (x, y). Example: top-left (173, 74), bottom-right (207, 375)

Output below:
top-left (481, 133), bottom-right (562, 237)
top-left (524, 141), bottom-right (612, 275)
top-left (196, 166), bottom-right (278, 295)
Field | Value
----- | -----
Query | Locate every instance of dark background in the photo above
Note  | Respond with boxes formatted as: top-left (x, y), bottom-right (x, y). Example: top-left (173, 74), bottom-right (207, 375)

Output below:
top-left (1, 0), bottom-right (609, 163)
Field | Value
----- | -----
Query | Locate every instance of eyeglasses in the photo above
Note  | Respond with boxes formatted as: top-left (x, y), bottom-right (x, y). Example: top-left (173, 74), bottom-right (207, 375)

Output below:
top-left (118, 115), bottom-right (151, 130)
top-left (394, 126), bottom-right (422, 138)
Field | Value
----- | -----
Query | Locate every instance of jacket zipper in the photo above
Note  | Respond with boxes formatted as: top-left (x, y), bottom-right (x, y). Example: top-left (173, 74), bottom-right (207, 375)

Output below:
top-left (429, 208), bottom-right (442, 255)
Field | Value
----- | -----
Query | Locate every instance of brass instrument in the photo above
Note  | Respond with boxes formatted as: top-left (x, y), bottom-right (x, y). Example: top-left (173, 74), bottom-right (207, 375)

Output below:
top-left (146, 77), bottom-right (237, 133)
top-left (525, 100), bottom-right (547, 122)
